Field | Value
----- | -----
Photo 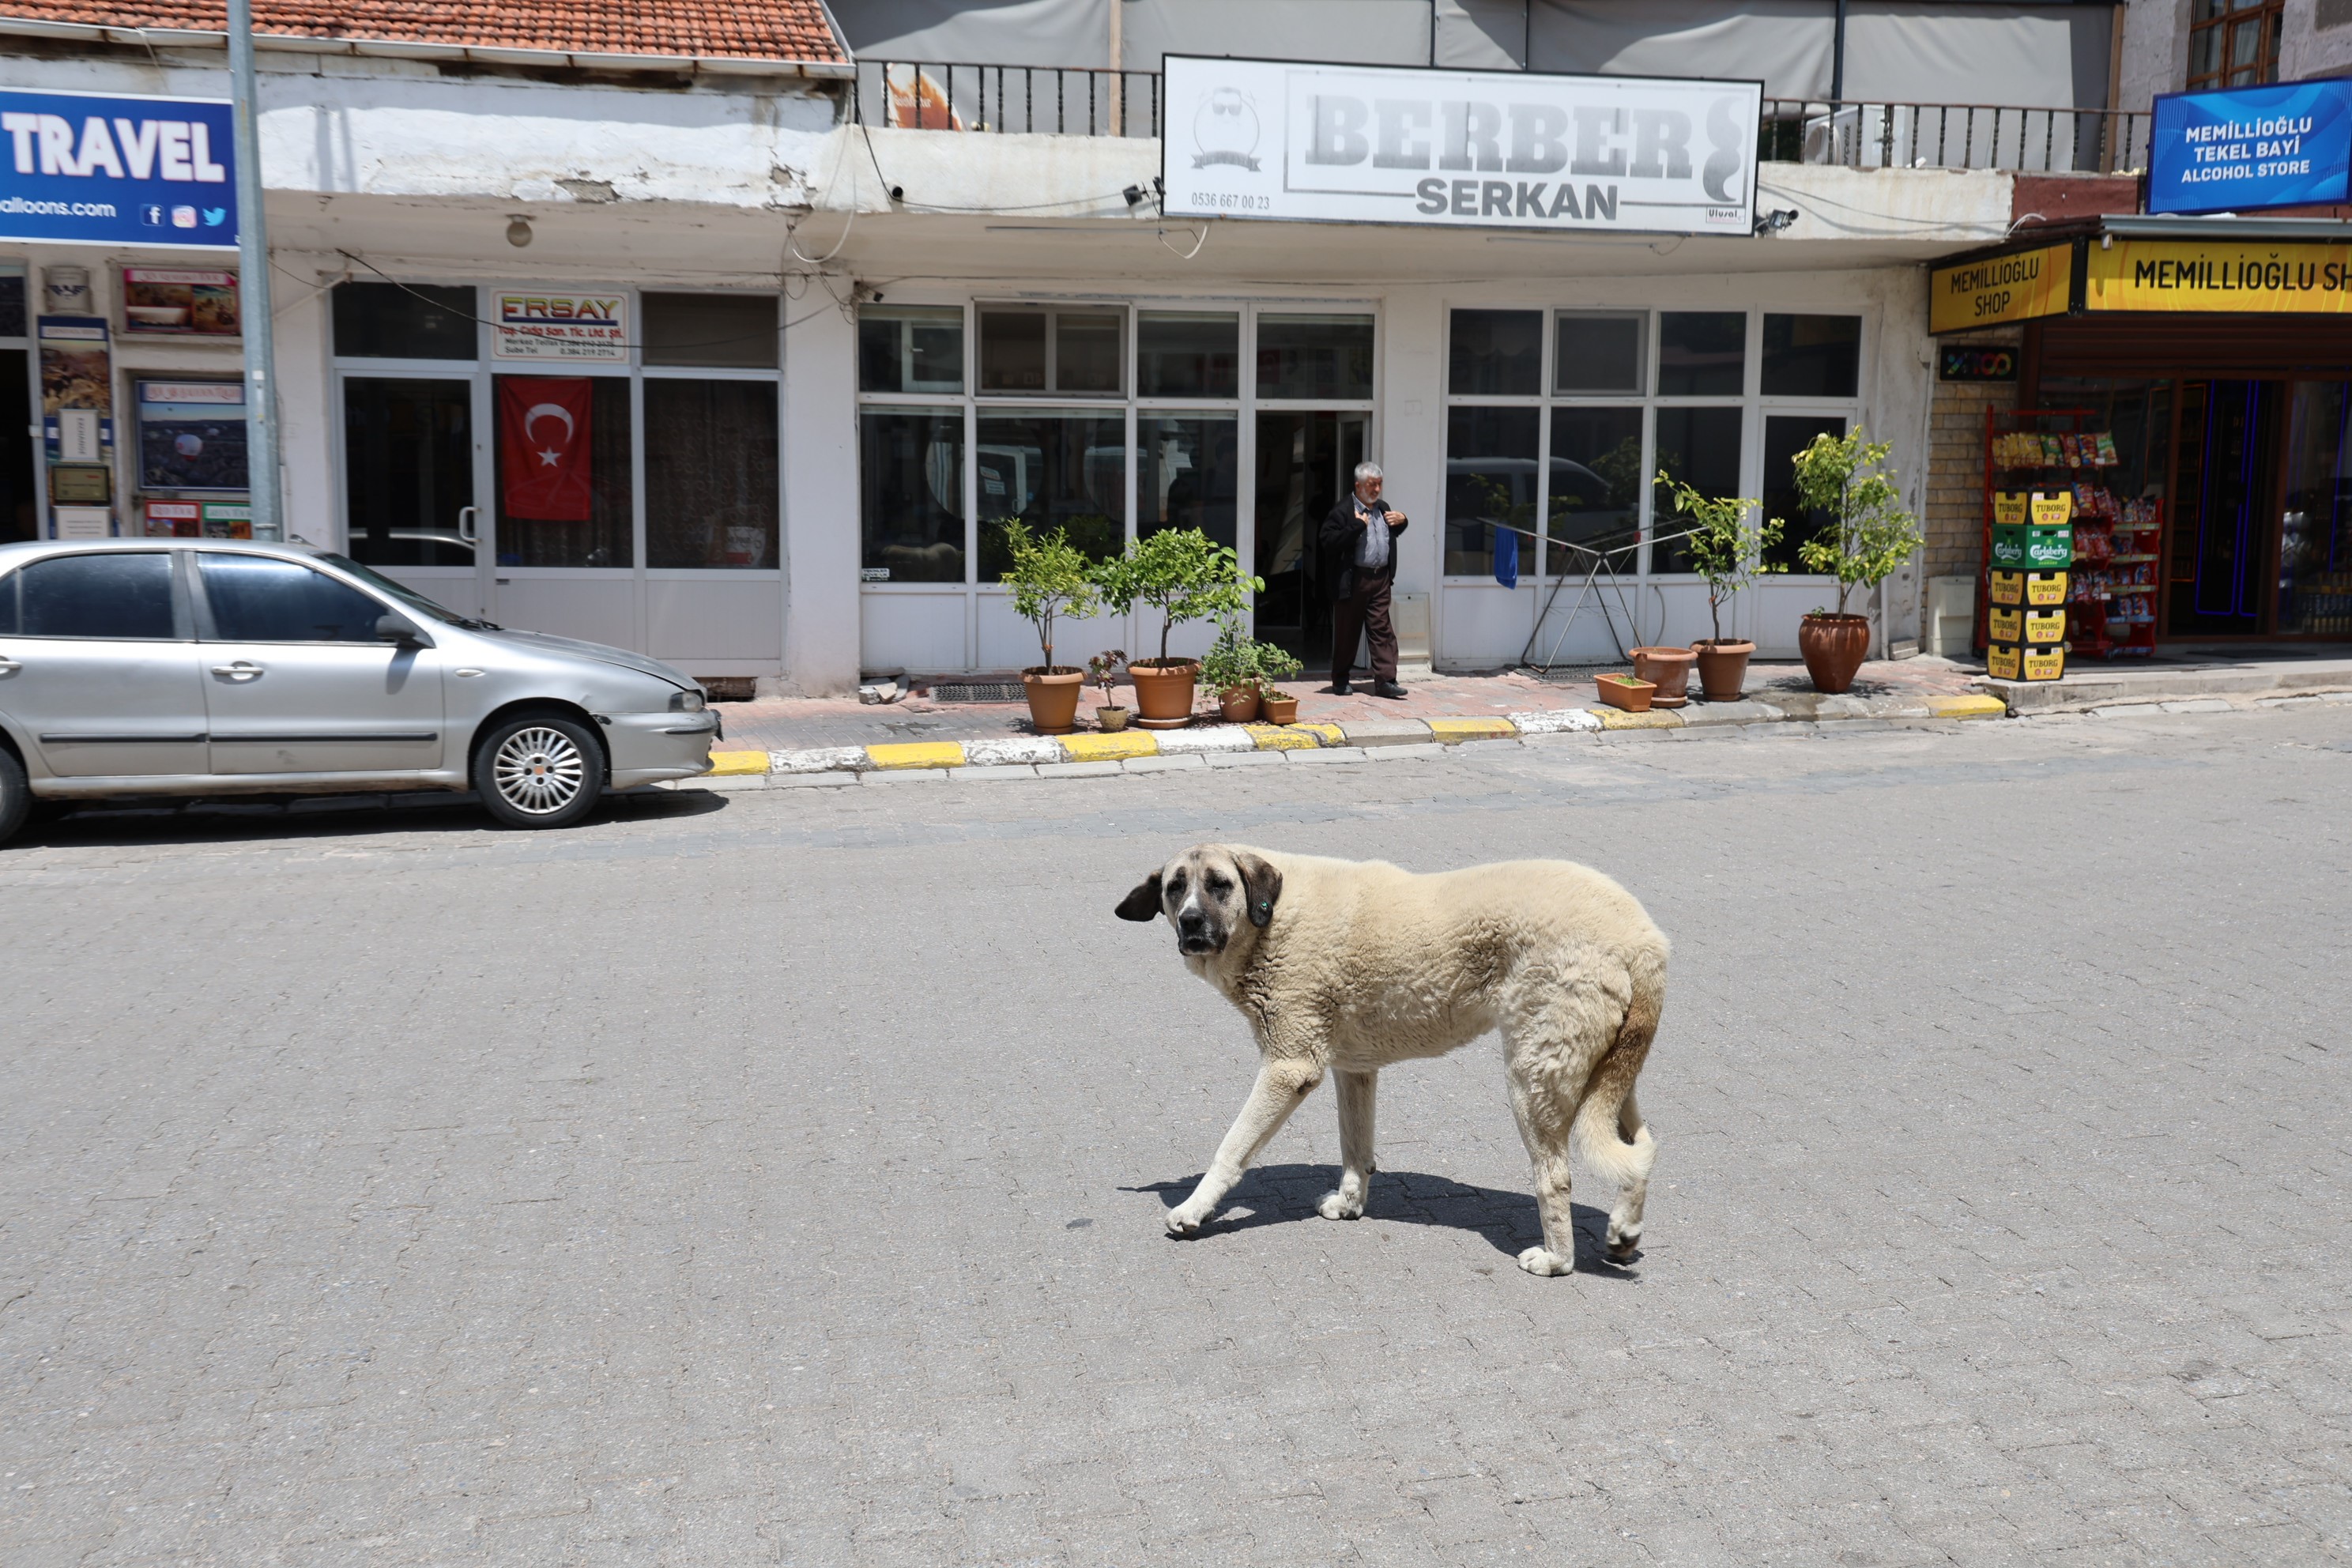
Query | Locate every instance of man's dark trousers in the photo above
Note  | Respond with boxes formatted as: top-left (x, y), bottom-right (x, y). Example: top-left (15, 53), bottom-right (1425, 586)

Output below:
top-left (1332, 570), bottom-right (1399, 688)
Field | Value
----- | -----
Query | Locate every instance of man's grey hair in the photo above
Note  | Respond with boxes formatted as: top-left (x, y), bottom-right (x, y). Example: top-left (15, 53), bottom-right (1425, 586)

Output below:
top-left (1353, 461), bottom-right (1384, 484)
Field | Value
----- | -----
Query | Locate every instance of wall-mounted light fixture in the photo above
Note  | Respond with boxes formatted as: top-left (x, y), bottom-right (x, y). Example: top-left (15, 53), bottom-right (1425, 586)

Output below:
top-left (1752, 208), bottom-right (1800, 236)
top-left (506, 215), bottom-right (533, 247)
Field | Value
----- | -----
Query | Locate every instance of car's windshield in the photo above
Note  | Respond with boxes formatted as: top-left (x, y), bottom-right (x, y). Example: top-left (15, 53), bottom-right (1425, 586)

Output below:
top-left (315, 553), bottom-right (497, 630)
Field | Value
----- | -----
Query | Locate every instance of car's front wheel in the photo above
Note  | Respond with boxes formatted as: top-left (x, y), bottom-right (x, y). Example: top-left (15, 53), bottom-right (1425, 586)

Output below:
top-left (472, 713), bottom-right (605, 831)
top-left (0, 747), bottom-right (28, 847)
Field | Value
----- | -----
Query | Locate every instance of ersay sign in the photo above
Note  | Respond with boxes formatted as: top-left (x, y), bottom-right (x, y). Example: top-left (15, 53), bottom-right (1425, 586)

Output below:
top-left (0, 88), bottom-right (238, 249)
top-left (1161, 56), bottom-right (1759, 236)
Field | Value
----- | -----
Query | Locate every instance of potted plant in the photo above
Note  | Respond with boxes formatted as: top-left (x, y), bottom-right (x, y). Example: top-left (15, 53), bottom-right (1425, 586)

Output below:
top-left (1595, 672), bottom-right (1657, 713)
top-left (1095, 528), bottom-right (1264, 729)
top-left (998, 519), bottom-right (1099, 733)
top-left (1659, 470), bottom-right (1785, 702)
top-left (1087, 649), bottom-right (1129, 732)
top-left (1253, 643), bottom-right (1305, 724)
top-left (1200, 624), bottom-right (1262, 722)
top-left (1791, 430), bottom-right (1924, 695)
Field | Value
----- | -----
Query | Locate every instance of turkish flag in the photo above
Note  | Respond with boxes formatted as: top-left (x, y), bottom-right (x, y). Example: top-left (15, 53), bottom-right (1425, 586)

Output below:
top-left (499, 377), bottom-right (593, 522)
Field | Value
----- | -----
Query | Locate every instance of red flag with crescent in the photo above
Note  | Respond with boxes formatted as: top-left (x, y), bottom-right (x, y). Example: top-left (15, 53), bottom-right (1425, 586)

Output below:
top-left (498, 377), bottom-right (593, 521)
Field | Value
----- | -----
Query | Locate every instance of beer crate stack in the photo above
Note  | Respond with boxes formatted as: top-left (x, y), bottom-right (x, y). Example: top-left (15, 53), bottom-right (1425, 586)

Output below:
top-left (1980, 408), bottom-right (2153, 680)
top-left (1986, 486), bottom-right (2072, 681)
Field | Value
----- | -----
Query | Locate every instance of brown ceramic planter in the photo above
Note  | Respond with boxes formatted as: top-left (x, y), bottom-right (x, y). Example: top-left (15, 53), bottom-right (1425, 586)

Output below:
top-left (1691, 639), bottom-right (1755, 702)
top-left (1259, 692), bottom-right (1299, 724)
top-left (1798, 613), bottom-right (1871, 694)
top-left (1219, 687), bottom-right (1261, 722)
top-left (1020, 666), bottom-right (1085, 734)
top-left (1128, 658), bottom-right (1199, 728)
top-left (1095, 704), bottom-right (1131, 733)
top-left (1596, 673), bottom-right (1657, 713)
top-left (1629, 646), bottom-right (1696, 707)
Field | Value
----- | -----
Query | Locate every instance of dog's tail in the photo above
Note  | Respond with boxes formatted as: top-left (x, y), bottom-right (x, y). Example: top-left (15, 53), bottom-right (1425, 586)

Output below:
top-left (1570, 944), bottom-right (1664, 1189)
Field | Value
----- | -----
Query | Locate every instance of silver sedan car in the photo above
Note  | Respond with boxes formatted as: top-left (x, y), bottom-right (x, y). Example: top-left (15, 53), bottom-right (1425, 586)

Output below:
top-left (0, 539), bottom-right (718, 843)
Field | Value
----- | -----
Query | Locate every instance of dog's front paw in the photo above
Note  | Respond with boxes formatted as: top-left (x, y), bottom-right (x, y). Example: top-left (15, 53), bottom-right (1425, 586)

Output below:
top-left (1605, 1223), bottom-right (1642, 1264)
top-left (1516, 1246), bottom-right (1574, 1276)
top-left (1317, 1190), bottom-right (1363, 1221)
top-left (1165, 1206), bottom-right (1208, 1237)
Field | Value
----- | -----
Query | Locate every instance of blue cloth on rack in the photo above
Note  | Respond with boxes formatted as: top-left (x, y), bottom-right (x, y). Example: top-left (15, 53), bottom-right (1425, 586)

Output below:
top-left (1492, 522), bottom-right (1519, 590)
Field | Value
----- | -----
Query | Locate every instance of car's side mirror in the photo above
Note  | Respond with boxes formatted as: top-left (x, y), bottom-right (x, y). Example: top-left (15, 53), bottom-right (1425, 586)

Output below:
top-left (376, 612), bottom-right (432, 648)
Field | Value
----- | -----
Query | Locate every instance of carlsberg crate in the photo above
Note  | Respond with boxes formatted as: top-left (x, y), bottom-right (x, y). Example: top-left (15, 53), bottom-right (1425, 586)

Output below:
top-left (1990, 523), bottom-right (2073, 571)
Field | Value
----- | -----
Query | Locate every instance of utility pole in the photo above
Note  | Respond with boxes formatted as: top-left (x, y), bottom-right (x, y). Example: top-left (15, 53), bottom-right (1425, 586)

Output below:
top-left (227, 0), bottom-right (280, 540)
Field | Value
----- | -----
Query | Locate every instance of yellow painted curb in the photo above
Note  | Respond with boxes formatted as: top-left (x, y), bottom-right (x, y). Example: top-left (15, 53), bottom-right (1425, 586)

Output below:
top-left (707, 750), bottom-right (771, 777)
top-left (1061, 731), bottom-right (1159, 762)
top-left (1927, 694), bottom-right (2008, 721)
top-left (1591, 707), bottom-right (1685, 730)
top-left (866, 741), bottom-right (968, 771)
top-left (1427, 717), bottom-right (1517, 742)
top-left (1295, 722), bottom-right (1346, 746)
top-left (1246, 723), bottom-right (1323, 751)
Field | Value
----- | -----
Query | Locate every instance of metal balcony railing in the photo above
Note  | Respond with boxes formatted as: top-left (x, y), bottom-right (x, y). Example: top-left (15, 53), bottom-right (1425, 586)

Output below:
top-left (853, 63), bottom-right (2148, 177)
top-left (1759, 100), bottom-right (2149, 175)
top-left (852, 61), bottom-right (1162, 137)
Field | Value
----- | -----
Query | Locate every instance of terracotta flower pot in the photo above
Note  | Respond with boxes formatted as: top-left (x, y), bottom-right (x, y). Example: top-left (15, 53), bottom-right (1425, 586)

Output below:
top-left (1096, 704), bottom-right (1131, 733)
top-left (1259, 692), bottom-right (1299, 724)
top-left (1020, 666), bottom-right (1085, 734)
top-left (1798, 613), bottom-right (1872, 694)
top-left (1596, 673), bottom-right (1656, 713)
top-left (1691, 639), bottom-right (1755, 702)
top-left (1128, 658), bottom-right (1199, 728)
top-left (1629, 646), bottom-right (1696, 708)
top-left (1219, 687), bottom-right (1261, 722)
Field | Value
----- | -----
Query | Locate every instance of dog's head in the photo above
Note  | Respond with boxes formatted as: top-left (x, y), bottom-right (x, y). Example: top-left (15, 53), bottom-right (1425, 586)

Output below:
top-left (1115, 844), bottom-right (1283, 958)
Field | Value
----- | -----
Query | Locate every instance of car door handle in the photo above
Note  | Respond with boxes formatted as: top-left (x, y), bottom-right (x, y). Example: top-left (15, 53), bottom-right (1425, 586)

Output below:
top-left (210, 661), bottom-right (265, 680)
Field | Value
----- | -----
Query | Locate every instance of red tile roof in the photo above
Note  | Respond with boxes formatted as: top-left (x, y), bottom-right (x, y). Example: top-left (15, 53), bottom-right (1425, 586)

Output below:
top-left (0, 1), bottom-right (851, 67)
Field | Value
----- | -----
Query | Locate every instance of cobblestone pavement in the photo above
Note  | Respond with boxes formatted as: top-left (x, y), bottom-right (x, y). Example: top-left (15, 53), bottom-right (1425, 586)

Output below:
top-left (715, 658), bottom-right (1983, 752)
top-left (4, 703), bottom-right (2350, 1566)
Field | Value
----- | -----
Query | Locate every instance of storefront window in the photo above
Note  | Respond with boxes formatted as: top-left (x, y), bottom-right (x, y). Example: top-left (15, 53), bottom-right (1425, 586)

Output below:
top-left (1762, 315), bottom-right (1860, 398)
top-left (332, 282), bottom-right (477, 360)
top-left (645, 380), bottom-right (778, 567)
top-left (1257, 314), bottom-right (1374, 400)
top-left (861, 408), bottom-right (965, 583)
top-left (343, 378), bottom-right (473, 567)
top-left (2278, 381), bottom-right (2351, 636)
top-left (1651, 405), bottom-right (1743, 574)
top-left (979, 307), bottom-right (1124, 396)
top-left (1657, 312), bottom-right (1745, 396)
top-left (492, 375), bottom-right (632, 567)
top-left (1556, 313), bottom-right (1644, 394)
top-left (861, 306), bottom-right (964, 394)
top-left (1137, 416), bottom-right (1238, 548)
top-left (1760, 413), bottom-right (1848, 572)
top-left (975, 413), bottom-right (1125, 574)
top-left (1449, 311), bottom-right (1541, 396)
top-left (1137, 312), bottom-right (1238, 398)
top-left (643, 292), bottom-right (776, 370)
top-left (1547, 406), bottom-right (1642, 575)
top-left (1446, 406), bottom-right (1540, 576)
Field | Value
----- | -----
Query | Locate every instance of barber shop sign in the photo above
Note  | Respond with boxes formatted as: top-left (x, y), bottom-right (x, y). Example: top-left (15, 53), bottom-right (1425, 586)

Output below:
top-left (1163, 55), bottom-right (1760, 236)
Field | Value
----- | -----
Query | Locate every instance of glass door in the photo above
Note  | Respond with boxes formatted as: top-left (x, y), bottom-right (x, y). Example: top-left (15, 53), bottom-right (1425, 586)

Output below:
top-left (2277, 380), bottom-right (2352, 639)
top-left (2169, 379), bottom-right (2285, 637)
top-left (340, 375), bottom-right (484, 618)
top-left (1253, 410), bottom-right (1365, 663)
top-left (488, 371), bottom-right (636, 650)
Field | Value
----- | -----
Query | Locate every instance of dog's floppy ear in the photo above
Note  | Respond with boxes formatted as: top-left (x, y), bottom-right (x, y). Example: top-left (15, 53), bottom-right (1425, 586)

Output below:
top-left (1234, 850), bottom-right (1283, 928)
top-left (1114, 869), bottom-right (1166, 922)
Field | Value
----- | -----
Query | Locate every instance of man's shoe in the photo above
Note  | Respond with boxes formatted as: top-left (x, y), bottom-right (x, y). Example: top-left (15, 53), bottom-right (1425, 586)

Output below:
top-left (1326, 680), bottom-right (1352, 695)
top-left (1371, 680), bottom-right (1408, 699)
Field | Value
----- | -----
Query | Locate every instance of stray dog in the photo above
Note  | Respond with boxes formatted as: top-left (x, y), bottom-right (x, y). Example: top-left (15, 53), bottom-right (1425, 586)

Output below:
top-left (1117, 845), bottom-right (1668, 1276)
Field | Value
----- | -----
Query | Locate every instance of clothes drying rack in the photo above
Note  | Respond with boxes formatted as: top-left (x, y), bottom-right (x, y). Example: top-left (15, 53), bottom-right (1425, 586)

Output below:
top-left (1485, 519), bottom-right (1702, 674)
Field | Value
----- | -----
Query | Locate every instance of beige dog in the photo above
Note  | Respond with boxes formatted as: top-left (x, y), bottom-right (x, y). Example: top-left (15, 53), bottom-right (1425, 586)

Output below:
top-left (1117, 845), bottom-right (1668, 1276)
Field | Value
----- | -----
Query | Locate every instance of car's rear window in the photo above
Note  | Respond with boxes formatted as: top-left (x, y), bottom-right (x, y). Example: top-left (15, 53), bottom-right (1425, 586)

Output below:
top-left (1, 552), bottom-right (176, 639)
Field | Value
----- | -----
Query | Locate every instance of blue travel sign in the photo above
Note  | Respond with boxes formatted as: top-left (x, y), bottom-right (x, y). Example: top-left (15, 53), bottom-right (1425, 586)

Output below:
top-left (2149, 80), bottom-right (2352, 216)
top-left (0, 87), bottom-right (239, 248)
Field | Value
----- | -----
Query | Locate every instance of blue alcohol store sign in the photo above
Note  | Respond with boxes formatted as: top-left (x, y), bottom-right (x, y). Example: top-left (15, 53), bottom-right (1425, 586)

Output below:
top-left (0, 87), bottom-right (239, 248)
top-left (2149, 80), bottom-right (2352, 216)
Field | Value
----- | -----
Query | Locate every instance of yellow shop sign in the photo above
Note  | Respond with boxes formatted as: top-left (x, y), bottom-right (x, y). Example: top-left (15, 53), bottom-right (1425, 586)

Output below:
top-left (2086, 239), bottom-right (2352, 315)
top-left (1930, 243), bottom-right (2074, 334)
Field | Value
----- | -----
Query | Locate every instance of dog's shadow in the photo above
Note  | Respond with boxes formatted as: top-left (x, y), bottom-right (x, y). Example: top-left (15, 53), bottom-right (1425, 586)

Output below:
top-left (1123, 1163), bottom-right (1637, 1276)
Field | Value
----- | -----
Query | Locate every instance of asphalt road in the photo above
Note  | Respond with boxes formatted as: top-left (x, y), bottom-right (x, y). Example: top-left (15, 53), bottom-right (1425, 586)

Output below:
top-left (5, 703), bottom-right (2350, 1567)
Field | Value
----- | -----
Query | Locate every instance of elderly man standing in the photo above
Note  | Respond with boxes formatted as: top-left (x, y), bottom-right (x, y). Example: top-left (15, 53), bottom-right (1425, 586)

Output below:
top-left (1317, 460), bottom-right (1408, 698)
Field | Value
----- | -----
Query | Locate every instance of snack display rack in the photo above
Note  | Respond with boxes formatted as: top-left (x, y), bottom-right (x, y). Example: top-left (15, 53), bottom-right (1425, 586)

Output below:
top-left (1981, 408), bottom-right (2162, 660)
